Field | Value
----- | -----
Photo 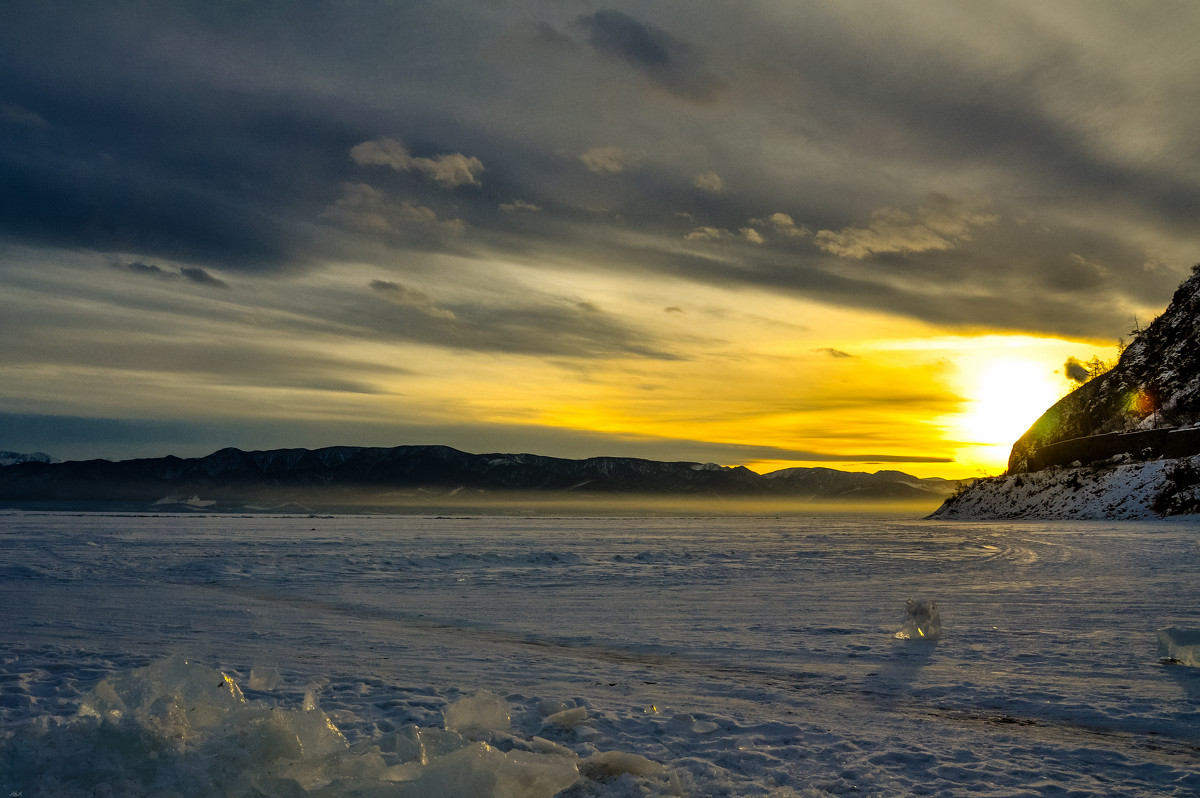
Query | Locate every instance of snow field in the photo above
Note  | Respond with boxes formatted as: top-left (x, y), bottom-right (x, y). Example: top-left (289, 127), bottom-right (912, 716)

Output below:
top-left (3, 512), bottom-right (1200, 796)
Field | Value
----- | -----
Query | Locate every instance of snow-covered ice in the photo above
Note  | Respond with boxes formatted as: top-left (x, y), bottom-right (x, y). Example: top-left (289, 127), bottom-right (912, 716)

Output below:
top-left (3, 511), bottom-right (1200, 796)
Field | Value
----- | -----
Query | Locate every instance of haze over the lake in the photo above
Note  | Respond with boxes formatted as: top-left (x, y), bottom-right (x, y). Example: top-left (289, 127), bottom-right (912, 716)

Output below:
top-left (3, 1), bottom-right (1198, 478)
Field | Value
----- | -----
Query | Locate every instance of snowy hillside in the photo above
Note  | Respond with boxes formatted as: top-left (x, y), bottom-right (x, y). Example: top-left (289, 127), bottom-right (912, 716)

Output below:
top-left (931, 455), bottom-right (1200, 519)
top-left (1009, 266), bottom-right (1200, 473)
top-left (935, 267), bottom-right (1200, 519)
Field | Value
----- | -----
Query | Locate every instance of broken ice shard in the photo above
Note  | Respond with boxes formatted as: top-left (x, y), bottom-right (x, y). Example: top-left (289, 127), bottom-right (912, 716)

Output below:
top-left (1157, 627), bottom-right (1200, 666)
top-left (894, 598), bottom-right (942, 640)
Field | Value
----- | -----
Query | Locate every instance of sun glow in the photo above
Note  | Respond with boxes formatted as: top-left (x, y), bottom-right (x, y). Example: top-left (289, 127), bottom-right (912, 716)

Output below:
top-left (957, 357), bottom-right (1066, 446)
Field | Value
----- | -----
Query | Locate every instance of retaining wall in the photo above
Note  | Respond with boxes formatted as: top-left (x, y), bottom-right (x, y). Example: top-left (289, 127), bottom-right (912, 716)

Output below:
top-left (1025, 425), bottom-right (1200, 472)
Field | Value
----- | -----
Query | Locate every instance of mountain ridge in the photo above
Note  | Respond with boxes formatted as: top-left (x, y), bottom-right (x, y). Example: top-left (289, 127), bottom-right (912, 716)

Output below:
top-left (0, 444), bottom-right (960, 511)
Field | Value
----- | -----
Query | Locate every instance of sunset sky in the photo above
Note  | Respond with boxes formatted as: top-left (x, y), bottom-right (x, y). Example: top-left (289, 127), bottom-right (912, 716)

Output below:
top-left (3, 1), bottom-right (1198, 478)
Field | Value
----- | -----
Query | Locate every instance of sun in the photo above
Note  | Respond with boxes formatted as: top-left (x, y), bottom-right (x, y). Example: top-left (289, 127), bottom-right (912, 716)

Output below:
top-left (956, 357), bottom-right (1066, 446)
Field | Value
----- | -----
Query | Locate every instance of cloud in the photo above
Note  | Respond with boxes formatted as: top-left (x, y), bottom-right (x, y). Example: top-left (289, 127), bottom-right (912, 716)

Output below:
top-left (813, 347), bottom-right (855, 358)
top-left (575, 10), bottom-right (724, 102)
top-left (693, 171), bottom-right (723, 193)
top-left (350, 138), bottom-right (484, 188)
top-left (762, 213), bottom-right (811, 239)
top-left (180, 267), bottom-right (230, 289)
top-left (1064, 357), bottom-right (1090, 383)
top-left (343, 290), bottom-right (682, 360)
top-left (500, 199), bottom-right (541, 213)
top-left (814, 197), bottom-right (998, 259)
top-left (686, 226), bottom-right (764, 244)
top-left (369, 279), bottom-right (456, 320)
top-left (1, 102), bottom-right (49, 128)
top-left (119, 261), bottom-right (170, 278)
top-left (684, 226), bottom-right (724, 241)
top-left (115, 260), bottom-right (228, 288)
top-left (580, 146), bottom-right (631, 174)
top-left (325, 183), bottom-right (466, 235)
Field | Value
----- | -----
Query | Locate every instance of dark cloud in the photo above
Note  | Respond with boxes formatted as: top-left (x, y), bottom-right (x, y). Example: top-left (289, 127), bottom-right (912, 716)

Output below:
top-left (1, 102), bottom-right (49, 128)
top-left (0, 316), bottom-right (402, 395)
top-left (356, 296), bottom-right (683, 360)
top-left (2, 1), bottom-right (1199, 470)
top-left (575, 10), bottom-right (725, 102)
top-left (119, 261), bottom-right (169, 278)
top-left (1064, 357), bottom-right (1090, 384)
top-left (814, 348), bottom-right (855, 359)
top-left (180, 267), bottom-right (229, 289)
top-left (369, 279), bottom-right (455, 319)
top-left (2, 1), bottom-right (1190, 342)
top-left (114, 260), bottom-right (228, 288)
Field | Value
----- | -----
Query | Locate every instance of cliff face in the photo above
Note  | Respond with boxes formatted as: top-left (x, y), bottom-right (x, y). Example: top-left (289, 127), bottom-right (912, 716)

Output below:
top-left (1009, 268), bottom-right (1200, 473)
top-left (934, 267), bottom-right (1200, 519)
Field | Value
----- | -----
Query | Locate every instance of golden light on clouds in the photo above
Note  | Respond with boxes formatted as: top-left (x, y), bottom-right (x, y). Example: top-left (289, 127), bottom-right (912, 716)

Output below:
top-left (0, 249), bottom-right (1128, 475)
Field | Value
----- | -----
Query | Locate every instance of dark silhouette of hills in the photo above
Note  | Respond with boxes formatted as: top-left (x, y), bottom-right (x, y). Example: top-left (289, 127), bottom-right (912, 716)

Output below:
top-left (0, 445), bottom-right (959, 511)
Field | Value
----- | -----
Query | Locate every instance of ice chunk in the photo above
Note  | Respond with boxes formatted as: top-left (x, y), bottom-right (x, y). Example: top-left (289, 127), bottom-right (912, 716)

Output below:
top-left (530, 736), bottom-right (576, 757)
top-left (377, 723), bottom-right (467, 765)
top-left (393, 741), bottom-right (578, 798)
top-left (894, 598), bottom-right (942, 640)
top-left (77, 654), bottom-right (245, 731)
top-left (536, 698), bottom-right (574, 716)
top-left (226, 704), bottom-right (348, 762)
top-left (248, 666), bottom-right (281, 691)
top-left (581, 750), bottom-right (665, 778)
top-left (666, 712), bottom-right (719, 734)
top-left (543, 706), bottom-right (588, 727)
top-left (443, 690), bottom-right (511, 733)
top-left (19, 658), bottom-right (596, 797)
top-left (1157, 627), bottom-right (1200, 666)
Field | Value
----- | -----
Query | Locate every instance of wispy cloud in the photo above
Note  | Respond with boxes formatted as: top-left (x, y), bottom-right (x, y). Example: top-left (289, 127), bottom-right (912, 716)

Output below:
top-left (814, 198), bottom-right (997, 259)
top-left (1, 102), bottom-right (49, 128)
top-left (575, 9), bottom-right (725, 102)
top-left (180, 267), bottom-right (230, 289)
top-left (369, 279), bottom-right (456, 320)
top-left (325, 184), bottom-right (466, 235)
top-left (500, 199), bottom-right (541, 213)
top-left (693, 171), bottom-right (723, 193)
top-left (684, 226), bottom-right (724, 241)
top-left (350, 138), bottom-right (484, 188)
top-left (580, 146), bottom-right (632, 174)
top-left (115, 261), bottom-right (229, 289)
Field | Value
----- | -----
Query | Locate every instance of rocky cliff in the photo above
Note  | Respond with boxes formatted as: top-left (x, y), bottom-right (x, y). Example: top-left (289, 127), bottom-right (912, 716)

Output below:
top-left (1009, 267), bottom-right (1200, 473)
top-left (935, 266), bottom-right (1200, 519)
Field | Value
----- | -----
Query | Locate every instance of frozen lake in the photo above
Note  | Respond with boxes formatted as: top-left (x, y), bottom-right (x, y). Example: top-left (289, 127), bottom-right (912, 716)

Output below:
top-left (3, 511), bottom-right (1200, 795)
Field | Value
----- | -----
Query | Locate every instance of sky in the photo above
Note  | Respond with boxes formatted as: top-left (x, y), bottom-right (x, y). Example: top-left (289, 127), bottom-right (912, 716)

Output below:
top-left (2, 1), bottom-right (1199, 478)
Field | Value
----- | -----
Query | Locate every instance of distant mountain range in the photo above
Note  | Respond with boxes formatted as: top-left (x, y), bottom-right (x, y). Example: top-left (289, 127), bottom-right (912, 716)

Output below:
top-left (0, 445), bottom-right (961, 511)
top-left (0, 450), bottom-right (56, 467)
